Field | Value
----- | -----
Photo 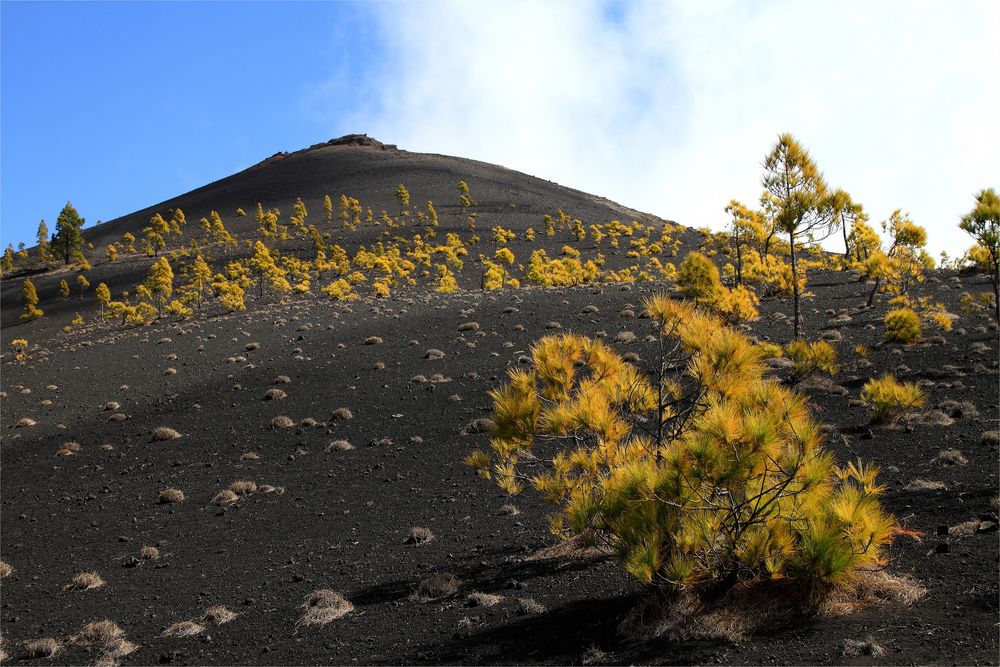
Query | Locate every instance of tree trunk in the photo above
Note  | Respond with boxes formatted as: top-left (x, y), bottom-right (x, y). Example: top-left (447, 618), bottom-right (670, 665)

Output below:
top-left (735, 236), bottom-right (743, 286)
top-left (842, 222), bottom-right (851, 261)
top-left (789, 232), bottom-right (801, 339)
top-left (993, 260), bottom-right (1000, 323)
top-left (867, 276), bottom-right (881, 307)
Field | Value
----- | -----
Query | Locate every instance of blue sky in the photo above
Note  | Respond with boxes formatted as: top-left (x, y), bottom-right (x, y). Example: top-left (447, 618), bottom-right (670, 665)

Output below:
top-left (1, 1), bottom-right (372, 245)
top-left (2, 1), bottom-right (998, 256)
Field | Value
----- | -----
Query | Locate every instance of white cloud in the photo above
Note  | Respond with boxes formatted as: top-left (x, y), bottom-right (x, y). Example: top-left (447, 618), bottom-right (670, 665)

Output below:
top-left (340, 0), bottom-right (999, 256)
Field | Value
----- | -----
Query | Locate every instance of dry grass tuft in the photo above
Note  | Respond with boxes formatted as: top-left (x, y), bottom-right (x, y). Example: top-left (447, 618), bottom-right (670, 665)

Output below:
top-left (326, 440), bottom-right (354, 452)
top-left (614, 331), bottom-right (637, 344)
top-left (581, 305), bottom-right (599, 314)
top-left (412, 573), bottom-right (461, 602)
top-left (65, 571), bottom-right (105, 591)
top-left (499, 504), bottom-right (520, 516)
top-left (819, 570), bottom-right (927, 616)
top-left (151, 426), bottom-right (181, 441)
top-left (948, 520), bottom-right (982, 537)
top-left (159, 488), bottom-right (185, 504)
top-left (246, 341), bottom-right (261, 351)
top-left (263, 388), bottom-right (287, 401)
top-left (298, 590), bottom-right (354, 626)
top-left (404, 527), bottom-right (435, 545)
top-left (904, 479), bottom-right (946, 492)
top-left (930, 449), bottom-right (967, 466)
top-left (424, 348), bottom-right (445, 360)
top-left (160, 621), bottom-right (205, 638)
top-left (842, 637), bottom-right (887, 657)
top-left (521, 535), bottom-right (609, 562)
top-left (621, 570), bottom-right (925, 642)
top-left (259, 484), bottom-right (285, 495)
top-left (103, 401), bottom-right (120, 411)
top-left (462, 418), bottom-right (495, 435)
top-left (980, 430), bottom-right (1000, 447)
top-left (515, 597), bottom-right (546, 615)
top-left (466, 591), bottom-right (503, 607)
top-left (164, 367), bottom-right (177, 375)
top-left (212, 489), bottom-right (240, 506)
top-left (271, 415), bottom-right (295, 428)
top-left (364, 336), bottom-right (383, 345)
top-left (56, 441), bottom-right (81, 456)
top-left (907, 409), bottom-right (954, 427)
top-left (69, 619), bottom-right (124, 646)
top-left (20, 637), bottom-right (61, 659)
top-left (0, 561), bottom-right (13, 580)
top-left (411, 374), bottom-right (428, 383)
top-left (229, 480), bottom-right (258, 496)
top-left (241, 451), bottom-right (260, 461)
top-left (581, 645), bottom-right (611, 665)
top-left (274, 375), bottom-right (291, 384)
top-left (108, 413), bottom-right (128, 422)
top-left (458, 321), bottom-right (480, 331)
top-left (139, 546), bottom-right (160, 561)
top-left (15, 417), bottom-right (36, 428)
top-left (545, 321), bottom-right (562, 329)
top-left (330, 407), bottom-right (353, 420)
top-left (202, 605), bottom-right (239, 625)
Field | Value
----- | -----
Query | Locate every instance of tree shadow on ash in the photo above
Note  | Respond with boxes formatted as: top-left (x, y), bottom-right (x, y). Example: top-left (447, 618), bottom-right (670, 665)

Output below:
top-left (404, 592), bottom-right (714, 665)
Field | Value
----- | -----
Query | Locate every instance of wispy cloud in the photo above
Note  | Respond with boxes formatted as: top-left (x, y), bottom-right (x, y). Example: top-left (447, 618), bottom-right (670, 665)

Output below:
top-left (332, 0), bottom-right (998, 256)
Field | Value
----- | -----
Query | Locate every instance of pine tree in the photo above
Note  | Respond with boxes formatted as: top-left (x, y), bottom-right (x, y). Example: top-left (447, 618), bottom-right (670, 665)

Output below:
top-left (250, 240), bottom-right (290, 298)
top-left (144, 257), bottom-right (174, 316)
top-left (1, 245), bottom-right (14, 274)
top-left (960, 187), bottom-right (1000, 322)
top-left (829, 190), bottom-right (866, 260)
top-left (395, 184), bottom-right (410, 216)
top-left (95, 282), bottom-right (111, 315)
top-left (59, 278), bottom-right (71, 299)
top-left (20, 279), bottom-right (43, 321)
top-left (52, 202), bottom-right (85, 265)
top-left (76, 274), bottom-right (90, 300)
top-left (761, 133), bottom-right (836, 338)
top-left (324, 194), bottom-right (334, 227)
top-left (36, 220), bottom-right (50, 263)
top-left (469, 295), bottom-right (893, 602)
top-left (186, 254), bottom-right (213, 311)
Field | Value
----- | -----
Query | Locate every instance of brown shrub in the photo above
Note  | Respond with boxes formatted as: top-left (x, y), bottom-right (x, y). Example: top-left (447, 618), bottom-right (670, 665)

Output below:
top-left (462, 418), bottom-right (495, 435)
top-left (424, 348), bottom-right (445, 359)
top-left (298, 590), bottom-right (353, 626)
top-left (212, 489), bottom-right (240, 506)
top-left (0, 561), bottom-right (13, 579)
top-left (159, 488), bottom-right (185, 504)
top-left (15, 417), bottom-right (36, 428)
top-left (65, 571), bottom-right (105, 591)
top-left (458, 321), bottom-right (480, 331)
top-left (263, 388), bottom-right (287, 401)
top-left (20, 638), bottom-right (61, 659)
top-left (160, 621), bottom-right (205, 638)
top-left (326, 440), bottom-right (354, 452)
top-left (364, 336), bottom-right (383, 345)
top-left (330, 407), bottom-right (353, 420)
top-left (274, 375), bottom-right (291, 384)
top-left (202, 606), bottom-right (238, 625)
top-left (404, 527), bottom-right (434, 545)
top-left (271, 415), bottom-right (295, 428)
top-left (412, 573), bottom-right (461, 602)
top-left (151, 426), bottom-right (181, 441)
